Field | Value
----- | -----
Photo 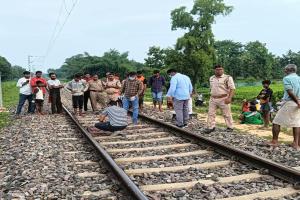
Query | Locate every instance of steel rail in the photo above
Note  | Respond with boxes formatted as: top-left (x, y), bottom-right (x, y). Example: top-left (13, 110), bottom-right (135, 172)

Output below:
top-left (62, 105), bottom-right (148, 200)
top-left (137, 112), bottom-right (300, 184)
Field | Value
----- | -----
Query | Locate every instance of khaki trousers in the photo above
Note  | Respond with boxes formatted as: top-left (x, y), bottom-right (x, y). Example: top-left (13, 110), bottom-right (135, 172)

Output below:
top-left (207, 97), bottom-right (233, 129)
top-left (90, 91), bottom-right (107, 111)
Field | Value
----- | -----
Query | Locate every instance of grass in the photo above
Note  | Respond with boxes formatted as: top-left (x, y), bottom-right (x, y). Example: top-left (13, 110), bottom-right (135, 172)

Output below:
top-left (0, 81), bottom-right (19, 130)
top-left (144, 82), bottom-right (284, 124)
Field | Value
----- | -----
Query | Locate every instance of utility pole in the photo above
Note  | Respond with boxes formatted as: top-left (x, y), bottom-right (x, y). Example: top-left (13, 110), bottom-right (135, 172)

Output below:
top-left (28, 55), bottom-right (45, 76)
top-left (0, 72), bottom-right (3, 108)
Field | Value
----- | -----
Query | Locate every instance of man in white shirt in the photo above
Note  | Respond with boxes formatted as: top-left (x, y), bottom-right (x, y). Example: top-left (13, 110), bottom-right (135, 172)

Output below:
top-left (16, 71), bottom-right (33, 116)
top-left (47, 72), bottom-right (64, 114)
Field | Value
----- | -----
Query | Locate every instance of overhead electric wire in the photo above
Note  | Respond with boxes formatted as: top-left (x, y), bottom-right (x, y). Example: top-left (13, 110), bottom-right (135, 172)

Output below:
top-left (44, 0), bottom-right (65, 61)
top-left (43, 0), bottom-right (79, 66)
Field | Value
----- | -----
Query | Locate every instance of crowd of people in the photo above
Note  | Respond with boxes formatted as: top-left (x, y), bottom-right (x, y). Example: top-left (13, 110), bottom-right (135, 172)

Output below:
top-left (15, 64), bottom-right (300, 148)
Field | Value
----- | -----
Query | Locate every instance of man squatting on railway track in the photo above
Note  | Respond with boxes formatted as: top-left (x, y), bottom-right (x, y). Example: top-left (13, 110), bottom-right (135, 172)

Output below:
top-left (15, 64), bottom-right (300, 148)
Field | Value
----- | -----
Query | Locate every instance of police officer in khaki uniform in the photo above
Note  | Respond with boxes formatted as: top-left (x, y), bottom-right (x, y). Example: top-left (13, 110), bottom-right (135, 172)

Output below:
top-left (88, 75), bottom-right (107, 111)
top-left (204, 64), bottom-right (236, 133)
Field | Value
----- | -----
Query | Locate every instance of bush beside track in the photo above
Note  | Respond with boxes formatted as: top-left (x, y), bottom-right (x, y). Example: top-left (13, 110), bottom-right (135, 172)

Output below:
top-left (0, 81), bottom-right (19, 129)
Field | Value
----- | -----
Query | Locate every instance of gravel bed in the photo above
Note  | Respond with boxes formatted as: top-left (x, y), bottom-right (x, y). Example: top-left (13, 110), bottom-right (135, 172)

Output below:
top-left (142, 107), bottom-right (300, 169)
top-left (121, 153), bottom-right (226, 170)
top-left (147, 177), bottom-right (290, 199)
top-left (110, 144), bottom-right (204, 158)
top-left (64, 151), bottom-right (100, 162)
top-left (97, 132), bottom-right (172, 142)
top-left (58, 141), bottom-right (95, 152)
top-left (131, 162), bottom-right (254, 185)
top-left (104, 137), bottom-right (190, 149)
top-left (0, 110), bottom-right (130, 199)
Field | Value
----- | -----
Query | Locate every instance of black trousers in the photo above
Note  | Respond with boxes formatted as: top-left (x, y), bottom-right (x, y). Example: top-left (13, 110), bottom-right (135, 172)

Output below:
top-left (95, 122), bottom-right (127, 132)
top-left (84, 91), bottom-right (90, 111)
top-left (50, 89), bottom-right (62, 114)
top-left (72, 95), bottom-right (84, 109)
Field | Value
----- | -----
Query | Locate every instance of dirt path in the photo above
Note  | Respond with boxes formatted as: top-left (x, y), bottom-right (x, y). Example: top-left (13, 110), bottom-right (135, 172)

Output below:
top-left (197, 113), bottom-right (293, 142)
top-left (144, 101), bottom-right (293, 143)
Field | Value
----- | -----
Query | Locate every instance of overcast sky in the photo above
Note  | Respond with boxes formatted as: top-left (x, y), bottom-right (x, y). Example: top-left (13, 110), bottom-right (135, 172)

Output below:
top-left (1, 0), bottom-right (300, 72)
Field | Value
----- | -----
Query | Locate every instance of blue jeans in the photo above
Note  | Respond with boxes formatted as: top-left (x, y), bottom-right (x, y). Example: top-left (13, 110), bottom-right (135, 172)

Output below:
top-left (16, 94), bottom-right (34, 114)
top-left (123, 96), bottom-right (139, 124)
top-left (152, 91), bottom-right (163, 102)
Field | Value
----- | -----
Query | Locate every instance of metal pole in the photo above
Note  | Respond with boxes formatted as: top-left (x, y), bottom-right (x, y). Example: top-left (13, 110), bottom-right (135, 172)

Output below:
top-left (0, 72), bottom-right (3, 108)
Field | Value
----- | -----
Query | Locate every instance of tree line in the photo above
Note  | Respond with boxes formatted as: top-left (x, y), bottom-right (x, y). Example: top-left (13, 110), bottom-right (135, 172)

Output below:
top-left (0, 56), bottom-right (27, 81)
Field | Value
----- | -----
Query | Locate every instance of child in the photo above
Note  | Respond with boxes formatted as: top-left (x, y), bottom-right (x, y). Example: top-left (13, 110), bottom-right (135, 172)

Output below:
top-left (195, 93), bottom-right (204, 107)
top-left (239, 104), bottom-right (263, 125)
top-left (34, 81), bottom-right (45, 115)
top-left (257, 80), bottom-right (273, 128)
top-left (241, 99), bottom-right (250, 112)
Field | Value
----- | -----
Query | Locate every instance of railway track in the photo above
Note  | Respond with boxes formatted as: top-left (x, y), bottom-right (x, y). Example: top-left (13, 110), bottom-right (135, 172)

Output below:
top-left (0, 103), bottom-right (131, 199)
top-left (60, 90), bottom-right (300, 199)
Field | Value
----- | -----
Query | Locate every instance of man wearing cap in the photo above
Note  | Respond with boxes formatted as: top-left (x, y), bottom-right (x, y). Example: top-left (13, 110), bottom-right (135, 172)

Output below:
top-left (204, 65), bottom-right (236, 133)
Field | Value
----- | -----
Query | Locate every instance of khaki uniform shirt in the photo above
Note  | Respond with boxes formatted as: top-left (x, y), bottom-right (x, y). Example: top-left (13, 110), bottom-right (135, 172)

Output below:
top-left (209, 74), bottom-right (235, 97)
top-left (88, 80), bottom-right (104, 92)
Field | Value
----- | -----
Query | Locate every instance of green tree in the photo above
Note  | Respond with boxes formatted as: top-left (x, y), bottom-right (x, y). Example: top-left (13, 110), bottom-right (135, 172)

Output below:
top-left (144, 46), bottom-right (166, 69)
top-left (280, 50), bottom-right (300, 71)
top-left (241, 41), bottom-right (274, 79)
top-left (170, 0), bottom-right (233, 86)
top-left (215, 40), bottom-right (244, 79)
top-left (54, 49), bottom-right (144, 80)
top-left (0, 56), bottom-right (12, 80)
top-left (10, 65), bottom-right (27, 80)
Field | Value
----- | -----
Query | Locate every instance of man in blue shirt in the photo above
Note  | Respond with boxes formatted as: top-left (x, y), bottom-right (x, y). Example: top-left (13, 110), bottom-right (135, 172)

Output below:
top-left (166, 69), bottom-right (193, 127)
top-left (270, 64), bottom-right (300, 149)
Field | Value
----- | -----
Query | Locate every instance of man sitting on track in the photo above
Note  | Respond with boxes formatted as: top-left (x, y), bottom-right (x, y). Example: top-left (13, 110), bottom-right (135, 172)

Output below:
top-left (88, 101), bottom-right (128, 135)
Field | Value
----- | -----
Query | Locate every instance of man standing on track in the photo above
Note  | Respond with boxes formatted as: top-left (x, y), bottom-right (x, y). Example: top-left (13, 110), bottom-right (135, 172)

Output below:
top-left (82, 73), bottom-right (92, 111)
top-left (121, 72), bottom-right (143, 125)
top-left (66, 73), bottom-right (89, 116)
top-left (136, 71), bottom-right (147, 111)
top-left (105, 72), bottom-right (122, 106)
top-left (269, 64), bottom-right (300, 149)
top-left (30, 71), bottom-right (47, 113)
top-left (47, 72), bottom-right (64, 114)
top-left (148, 70), bottom-right (165, 112)
top-left (204, 64), bottom-right (236, 134)
top-left (16, 71), bottom-right (34, 117)
top-left (88, 74), bottom-right (107, 112)
top-left (166, 69), bottom-right (193, 128)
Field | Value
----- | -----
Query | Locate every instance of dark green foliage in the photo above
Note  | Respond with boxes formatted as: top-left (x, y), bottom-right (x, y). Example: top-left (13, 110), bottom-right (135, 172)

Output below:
top-left (0, 56), bottom-right (27, 81)
top-left (168, 0), bottom-right (233, 86)
top-left (54, 50), bottom-right (144, 79)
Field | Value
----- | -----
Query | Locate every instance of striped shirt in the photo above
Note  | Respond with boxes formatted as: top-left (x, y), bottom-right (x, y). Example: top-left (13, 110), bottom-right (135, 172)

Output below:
top-left (102, 106), bottom-right (128, 126)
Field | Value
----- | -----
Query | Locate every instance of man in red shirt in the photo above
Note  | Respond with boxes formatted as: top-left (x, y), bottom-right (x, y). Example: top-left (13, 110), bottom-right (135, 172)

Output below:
top-left (30, 71), bottom-right (47, 113)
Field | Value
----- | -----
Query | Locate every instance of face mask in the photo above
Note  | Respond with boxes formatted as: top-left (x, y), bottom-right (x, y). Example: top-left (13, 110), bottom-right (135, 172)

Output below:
top-left (168, 75), bottom-right (172, 78)
top-left (129, 77), bottom-right (135, 80)
top-left (51, 77), bottom-right (56, 80)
